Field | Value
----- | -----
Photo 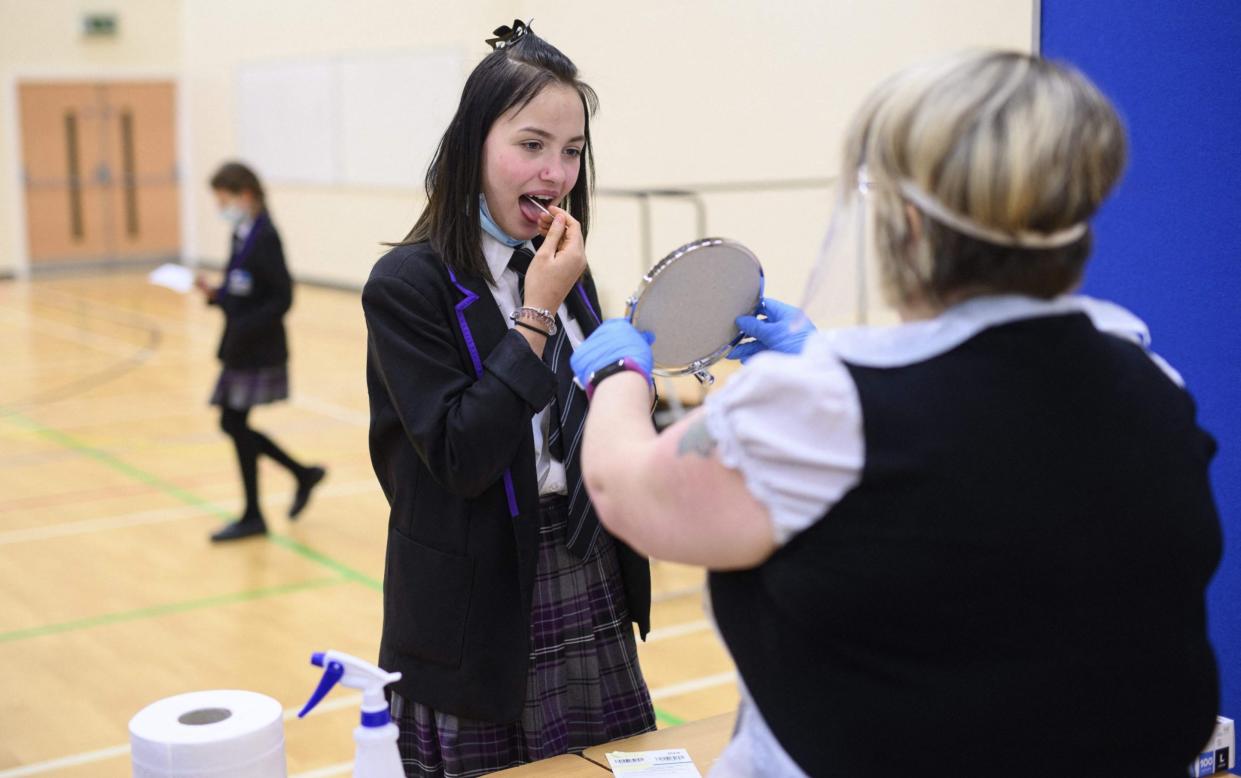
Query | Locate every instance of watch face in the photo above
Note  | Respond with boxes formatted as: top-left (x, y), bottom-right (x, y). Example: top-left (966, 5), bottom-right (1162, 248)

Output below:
top-left (589, 360), bottom-right (639, 389)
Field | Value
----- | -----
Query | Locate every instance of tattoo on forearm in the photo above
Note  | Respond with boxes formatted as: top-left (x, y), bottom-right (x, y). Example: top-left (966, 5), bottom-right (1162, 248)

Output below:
top-left (677, 419), bottom-right (718, 459)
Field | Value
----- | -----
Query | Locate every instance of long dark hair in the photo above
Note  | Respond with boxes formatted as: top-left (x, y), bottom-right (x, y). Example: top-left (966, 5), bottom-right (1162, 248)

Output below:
top-left (209, 161), bottom-right (267, 210)
top-left (396, 24), bottom-right (598, 283)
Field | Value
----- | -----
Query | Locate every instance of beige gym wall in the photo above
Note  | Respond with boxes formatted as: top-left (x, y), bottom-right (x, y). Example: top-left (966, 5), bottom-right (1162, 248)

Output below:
top-left (181, 0), bottom-right (1033, 324)
top-left (4, 0), bottom-right (1034, 323)
top-left (181, 0), bottom-right (507, 290)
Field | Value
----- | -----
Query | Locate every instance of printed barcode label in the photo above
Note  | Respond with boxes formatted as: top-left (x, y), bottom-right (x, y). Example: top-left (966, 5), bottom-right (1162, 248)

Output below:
top-left (607, 748), bottom-right (700, 775)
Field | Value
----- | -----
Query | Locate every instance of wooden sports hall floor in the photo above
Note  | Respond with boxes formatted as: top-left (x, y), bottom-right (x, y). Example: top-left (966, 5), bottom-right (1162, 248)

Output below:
top-left (0, 271), bottom-right (738, 777)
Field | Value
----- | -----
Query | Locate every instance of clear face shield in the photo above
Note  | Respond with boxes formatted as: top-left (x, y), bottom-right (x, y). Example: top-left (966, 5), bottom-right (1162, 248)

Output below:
top-left (799, 167), bottom-right (1093, 330)
top-left (799, 166), bottom-right (879, 329)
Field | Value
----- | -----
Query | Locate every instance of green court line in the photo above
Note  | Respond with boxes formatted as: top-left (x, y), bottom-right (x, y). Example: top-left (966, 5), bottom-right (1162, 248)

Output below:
top-left (0, 577), bottom-right (343, 644)
top-left (2, 408), bottom-right (383, 591)
top-left (4, 409), bottom-right (694, 725)
top-left (10, 415), bottom-right (232, 520)
top-left (266, 533), bottom-right (381, 589)
top-left (654, 708), bottom-right (687, 727)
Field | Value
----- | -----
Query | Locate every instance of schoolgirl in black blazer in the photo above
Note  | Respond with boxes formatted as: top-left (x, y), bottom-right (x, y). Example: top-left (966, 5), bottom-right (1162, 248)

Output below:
top-left (361, 23), bottom-right (654, 777)
top-left (199, 162), bottom-right (325, 542)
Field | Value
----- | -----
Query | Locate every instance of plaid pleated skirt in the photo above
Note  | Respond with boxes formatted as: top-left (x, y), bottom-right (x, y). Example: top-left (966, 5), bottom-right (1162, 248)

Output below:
top-left (389, 496), bottom-right (656, 778)
top-left (209, 366), bottom-right (289, 410)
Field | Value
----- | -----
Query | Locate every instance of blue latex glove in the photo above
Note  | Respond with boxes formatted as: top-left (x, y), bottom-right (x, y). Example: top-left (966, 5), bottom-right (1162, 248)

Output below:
top-left (570, 318), bottom-right (656, 389)
top-left (728, 298), bottom-right (816, 364)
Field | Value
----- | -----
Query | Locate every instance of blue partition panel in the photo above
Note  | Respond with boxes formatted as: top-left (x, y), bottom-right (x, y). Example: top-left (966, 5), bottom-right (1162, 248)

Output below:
top-left (1041, 0), bottom-right (1241, 720)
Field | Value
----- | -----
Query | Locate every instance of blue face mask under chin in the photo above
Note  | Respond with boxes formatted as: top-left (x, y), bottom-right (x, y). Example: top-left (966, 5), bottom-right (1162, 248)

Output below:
top-left (478, 195), bottom-right (524, 248)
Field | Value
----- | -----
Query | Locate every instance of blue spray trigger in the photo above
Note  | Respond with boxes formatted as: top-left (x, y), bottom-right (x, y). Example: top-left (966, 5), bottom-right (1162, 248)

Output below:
top-left (298, 658), bottom-right (345, 718)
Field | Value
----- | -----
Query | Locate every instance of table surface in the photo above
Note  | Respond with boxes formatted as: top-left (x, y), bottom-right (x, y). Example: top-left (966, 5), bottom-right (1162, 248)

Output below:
top-left (492, 712), bottom-right (1240, 776)
top-left (489, 752), bottom-right (607, 776)
top-left (491, 713), bottom-right (735, 775)
top-left (582, 712), bottom-right (736, 774)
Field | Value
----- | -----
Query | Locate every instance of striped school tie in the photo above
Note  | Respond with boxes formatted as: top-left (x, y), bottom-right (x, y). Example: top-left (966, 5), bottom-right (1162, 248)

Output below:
top-left (508, 246), bottom-right (601, 558)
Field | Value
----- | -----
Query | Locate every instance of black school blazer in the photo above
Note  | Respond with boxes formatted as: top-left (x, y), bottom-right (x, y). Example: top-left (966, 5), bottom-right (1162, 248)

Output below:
top-left (362, 241), bottom-right (652, 722)
top-left (211, 213), bottom-right (292, 369)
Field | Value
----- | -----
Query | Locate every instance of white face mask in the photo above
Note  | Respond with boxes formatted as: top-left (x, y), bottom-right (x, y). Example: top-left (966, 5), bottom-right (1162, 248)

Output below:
top-left (219, 203), bottom-right (247, 226)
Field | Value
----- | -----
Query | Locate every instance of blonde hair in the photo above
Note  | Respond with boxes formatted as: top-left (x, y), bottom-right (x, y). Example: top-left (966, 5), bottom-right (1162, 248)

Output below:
top-left (841, 50), bottom-right (1127, 306)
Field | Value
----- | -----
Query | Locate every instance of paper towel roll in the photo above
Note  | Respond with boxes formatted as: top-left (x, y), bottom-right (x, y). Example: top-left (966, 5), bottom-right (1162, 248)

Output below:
top-left (129, 689), bottom-right (286, 777)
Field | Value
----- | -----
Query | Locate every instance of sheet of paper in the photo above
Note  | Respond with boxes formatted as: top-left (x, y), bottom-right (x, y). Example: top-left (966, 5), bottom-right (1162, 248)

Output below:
top-left (606, 748), bottom-right (703, 777)
top-left (148, 263), bottom-right (195, 294)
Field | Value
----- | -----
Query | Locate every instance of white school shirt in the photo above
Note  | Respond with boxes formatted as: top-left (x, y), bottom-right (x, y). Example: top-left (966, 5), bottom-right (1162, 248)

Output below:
top-left (700, 294), bottom-right (1178, 778)
top-left (480, 232), bottom-right (587, 496)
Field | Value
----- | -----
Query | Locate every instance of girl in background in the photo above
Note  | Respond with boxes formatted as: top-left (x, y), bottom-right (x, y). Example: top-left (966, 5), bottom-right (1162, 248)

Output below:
top-left (197, 162), bottom-right (325, 543)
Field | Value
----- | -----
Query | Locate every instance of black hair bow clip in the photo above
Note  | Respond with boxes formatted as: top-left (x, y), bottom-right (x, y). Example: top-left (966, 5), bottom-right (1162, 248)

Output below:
top-left (486, 19), bottom-right (534, 50)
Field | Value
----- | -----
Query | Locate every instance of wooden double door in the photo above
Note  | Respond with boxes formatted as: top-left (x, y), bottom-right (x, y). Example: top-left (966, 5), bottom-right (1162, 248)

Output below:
top-left (19, 81), bottom-right (180, 269)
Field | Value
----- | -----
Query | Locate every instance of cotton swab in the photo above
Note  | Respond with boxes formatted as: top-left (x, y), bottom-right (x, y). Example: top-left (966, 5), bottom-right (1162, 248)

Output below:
top-left (523, 194), bottom-right (552, 215)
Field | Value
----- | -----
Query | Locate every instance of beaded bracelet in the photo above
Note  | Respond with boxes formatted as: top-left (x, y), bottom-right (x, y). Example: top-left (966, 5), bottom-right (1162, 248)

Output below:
top-left (510, 306), bottom-right (557, 336)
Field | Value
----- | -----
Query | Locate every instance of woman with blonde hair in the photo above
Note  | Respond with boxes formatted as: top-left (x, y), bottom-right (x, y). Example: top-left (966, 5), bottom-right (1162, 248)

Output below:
top-left (568, 51), bottom-right (1220, 775)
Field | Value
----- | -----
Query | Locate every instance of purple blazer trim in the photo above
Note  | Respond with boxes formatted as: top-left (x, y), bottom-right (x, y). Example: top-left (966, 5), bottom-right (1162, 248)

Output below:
top-left (500, 472), bottom-right (519, 517)
top-left (446, 267), bottom-right (484, 376)
top-left (575, 282), bottom-right (602, 325)
top-left (445, 265), bottom-right (520, 519)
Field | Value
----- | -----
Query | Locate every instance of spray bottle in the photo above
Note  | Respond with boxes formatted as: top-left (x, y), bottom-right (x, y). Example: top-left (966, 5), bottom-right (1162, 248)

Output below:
top-left (298, 651), bottom-right (403, 778)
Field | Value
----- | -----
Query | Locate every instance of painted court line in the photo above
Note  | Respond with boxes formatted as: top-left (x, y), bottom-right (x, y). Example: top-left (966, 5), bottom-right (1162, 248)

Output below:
top-left (0, 577), bottom-right (344, 644)
top-left (654, 708), bottom-right (688, 728)
top-left (0, 478), bottom-right (378, 546)
top-left (0, 408), bottom-right (381, 590)
top-left (645, 618), bottom-right (713, 643)
top-left (0, 308), bottom-right (152, 359)
top-left (290, 762), bottom-right (354, 778)
top-left (0, 682), bottom-right (700, 777)
top-left (0, 744), bottom-right (133, 778)
top-left (4, 411), bottom-right (230, 519)
top-left (0, 447), bottom-right (80, 470)
top-left (290, 394), bottom-right (371, 427)
top-left (652, 583), bottom-right (706, 603)
top-left (276, 693), bottom-right (364, 721)
top-left (0, 351), bottom-right (708, 766)
top-left (32, 285), bottom-right (196, 332)
top-left (0, 501), bottom-right (212, 545)
top-left (1, 353), bottom-right (124, 372)
top-left (0, 694), bottom-right (365, 778)
top-left (649, 671), bottom-right (738, 701)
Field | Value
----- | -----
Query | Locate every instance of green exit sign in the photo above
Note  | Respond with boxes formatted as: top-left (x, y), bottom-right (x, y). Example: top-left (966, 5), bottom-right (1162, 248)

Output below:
top-left (82, 13), bottom-right (119, 37)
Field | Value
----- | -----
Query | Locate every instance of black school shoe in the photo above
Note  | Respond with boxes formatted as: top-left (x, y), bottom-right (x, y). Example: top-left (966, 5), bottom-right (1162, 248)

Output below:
top-left (210, 516), bottom-right (267, 542)
top-left (289, 466), bottom-right (326, 520)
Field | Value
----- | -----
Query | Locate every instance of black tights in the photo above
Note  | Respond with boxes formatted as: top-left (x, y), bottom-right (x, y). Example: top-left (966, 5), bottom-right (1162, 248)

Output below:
top-left (220, 407), bottom-right (305, 519)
